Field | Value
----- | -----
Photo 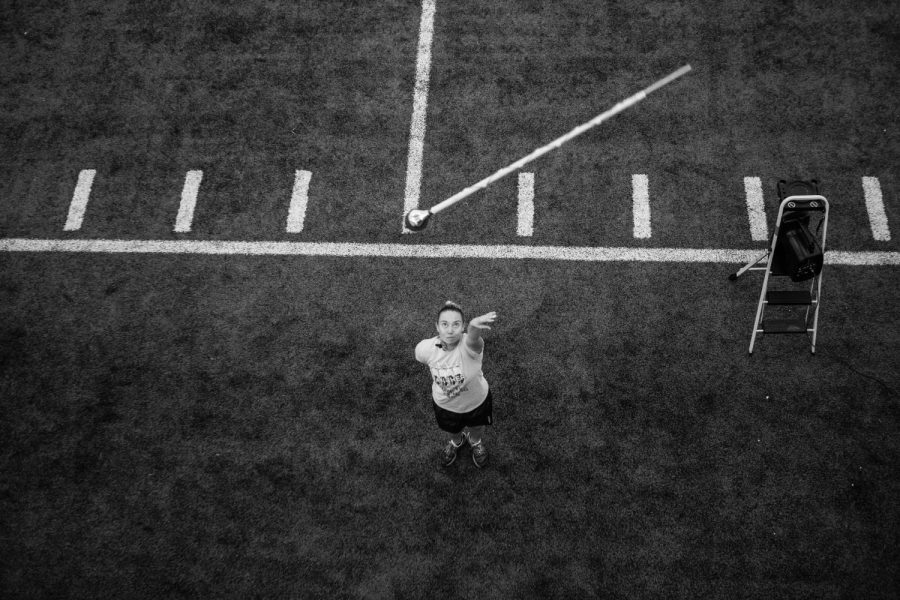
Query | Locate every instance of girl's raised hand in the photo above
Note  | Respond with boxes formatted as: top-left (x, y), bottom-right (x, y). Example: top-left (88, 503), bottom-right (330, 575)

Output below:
top-left (469, 311), bottom-right (497, 331)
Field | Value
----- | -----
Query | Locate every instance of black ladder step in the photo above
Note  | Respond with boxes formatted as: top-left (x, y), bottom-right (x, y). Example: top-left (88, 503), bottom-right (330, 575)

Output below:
top-left (761, 318), bottom-right (809, 334)
top-left (766, 290), bottom-right (813, 305)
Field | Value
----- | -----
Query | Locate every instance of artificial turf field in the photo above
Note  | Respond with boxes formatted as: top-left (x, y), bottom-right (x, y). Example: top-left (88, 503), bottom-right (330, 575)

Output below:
top-left (1, 1), bottom-right (899, 598)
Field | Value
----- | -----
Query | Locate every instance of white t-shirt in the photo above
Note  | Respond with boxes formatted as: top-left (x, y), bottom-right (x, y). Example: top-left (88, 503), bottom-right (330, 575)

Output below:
top-left (415, 334), bottom-right (489, 413)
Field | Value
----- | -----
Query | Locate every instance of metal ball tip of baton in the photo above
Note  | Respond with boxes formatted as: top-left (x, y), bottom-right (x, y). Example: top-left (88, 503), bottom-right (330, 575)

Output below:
top-left (402, 64), bottom-right (692, 231)
top-left (404, 208), bottom-right (432, 231)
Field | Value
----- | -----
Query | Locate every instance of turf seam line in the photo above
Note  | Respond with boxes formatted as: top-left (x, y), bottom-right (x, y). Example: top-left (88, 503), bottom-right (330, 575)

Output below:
top-left (401, 0), bottom-right (436, 233)
top-left (1, 238), bottom-right (898, 265)
top-left (286, 170), bottom-right (312, 233)
top-left (743, 176), bottom-right (768, 242)
top-left (174, 170), bottom-right (203, 233)
top-left (517, 173), bottom-right (534, 237)
top-left (862, 176), bottom-right (891, 241)
top-left (63, 169), bottom-right (96, 232)
top-left (632, 174), bottom-right (651, 238)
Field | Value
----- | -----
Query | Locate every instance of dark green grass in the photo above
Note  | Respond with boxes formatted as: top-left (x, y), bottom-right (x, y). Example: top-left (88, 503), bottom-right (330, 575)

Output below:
top-left (1, 255), bottom-right (899, 598)
top-left (419, 0), bottom-right (900, 248)
top-left (2, 0), bottom-right (898, 247)
top-left (2, 0), bottom-right (900, 598)
top-left (0, 0), bottom-right (420, 241)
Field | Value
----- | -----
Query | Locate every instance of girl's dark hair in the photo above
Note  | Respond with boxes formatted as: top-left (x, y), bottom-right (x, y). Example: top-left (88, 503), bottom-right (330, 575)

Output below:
top-left (436, 300), bottom-right (464, 322)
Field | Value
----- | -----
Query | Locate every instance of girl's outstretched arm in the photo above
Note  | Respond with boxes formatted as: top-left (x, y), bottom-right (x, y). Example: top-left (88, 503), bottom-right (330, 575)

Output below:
top-left (465, 311), bottom-right (497, 353)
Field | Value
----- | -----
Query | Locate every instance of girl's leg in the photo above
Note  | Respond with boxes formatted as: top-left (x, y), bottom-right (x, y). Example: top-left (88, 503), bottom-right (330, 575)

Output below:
top-left (465, 426), bottom-right (485, 445)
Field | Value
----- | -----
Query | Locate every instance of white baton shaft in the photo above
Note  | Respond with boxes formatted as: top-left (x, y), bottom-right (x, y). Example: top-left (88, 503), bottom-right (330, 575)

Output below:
top-left (427, 64), bottom-right (692, 216)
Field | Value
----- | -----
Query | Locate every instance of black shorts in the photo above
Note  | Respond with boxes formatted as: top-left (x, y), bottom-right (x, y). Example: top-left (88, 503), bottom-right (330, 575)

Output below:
top-left (432, 390), bottom-right (494, 434)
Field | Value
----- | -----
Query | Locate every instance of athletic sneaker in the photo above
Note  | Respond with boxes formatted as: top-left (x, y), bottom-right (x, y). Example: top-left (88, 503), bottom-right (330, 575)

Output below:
top-left (441, 437), bottom-right (465, 467)
top-left (470, 439), bottom-right (488, 468)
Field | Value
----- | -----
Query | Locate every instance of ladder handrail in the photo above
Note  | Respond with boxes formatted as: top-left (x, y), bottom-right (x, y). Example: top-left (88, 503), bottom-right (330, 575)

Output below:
top-left (774, 195), bottom-right (829, 253)
top-left (749, 194), bottom-right (829, 354)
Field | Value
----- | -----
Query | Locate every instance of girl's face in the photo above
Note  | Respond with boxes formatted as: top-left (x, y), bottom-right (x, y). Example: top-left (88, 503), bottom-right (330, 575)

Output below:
top-left (436, 310), bottom-right (464, 347)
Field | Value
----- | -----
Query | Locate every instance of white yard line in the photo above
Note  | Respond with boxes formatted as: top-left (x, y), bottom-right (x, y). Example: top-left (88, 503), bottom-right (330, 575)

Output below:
top-left (862, 176), bottom-right (891, 241)
top-left (1, 238), bottom-right (898, 265)
top-left (743, 176), bottom-right (768, 241)
top-left (174, 170), bottom-right (203, 233)
top-left (63, 169), bottom-right (97, 231)
top-left (517, 172), bottom-right (535, 237)
top-left (632, 174), bottom-right (651, 238)
top-left (402, 0), bottom-right (437, 233)
top-left (286, 170), bottom-right (313, 233)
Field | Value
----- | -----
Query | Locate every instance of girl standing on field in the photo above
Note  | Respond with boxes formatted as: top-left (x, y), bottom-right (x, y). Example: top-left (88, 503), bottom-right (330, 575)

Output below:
top-left (415, 301), bottom-right (498, 468)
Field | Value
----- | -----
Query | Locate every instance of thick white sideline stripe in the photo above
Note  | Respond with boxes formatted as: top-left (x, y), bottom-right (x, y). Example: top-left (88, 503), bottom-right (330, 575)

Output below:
top-left (517, 173), bottom-right (535, 237)
top-left (1, 239), bottom-right (898, 265)
top-left (402, 0), bottom-right (437, 232)
top-left (632, 174), bottom-right (651, 239)
top-left (743, 176), bottom-right (768, 241)
top-left (286, 170), bottom-right (312, 233)
top-left (175, 170), bottom-right (203, 233)
top-left (64, 170), bottom-right (97, 231)
top-left (862, 177), bottom-right (891, 241)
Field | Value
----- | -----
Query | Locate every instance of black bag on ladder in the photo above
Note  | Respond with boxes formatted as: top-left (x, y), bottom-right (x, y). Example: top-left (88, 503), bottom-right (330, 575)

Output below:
top-left (772, 215), bottom-right (823, 282)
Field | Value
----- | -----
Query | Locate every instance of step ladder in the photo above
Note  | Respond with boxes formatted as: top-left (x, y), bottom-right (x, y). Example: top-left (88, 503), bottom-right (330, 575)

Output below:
top-left (729, 180), bottom-right (829, 355)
